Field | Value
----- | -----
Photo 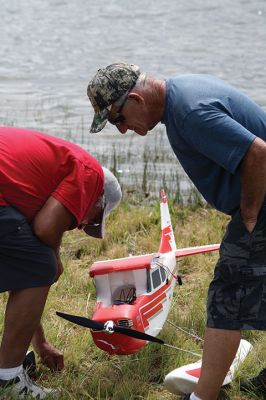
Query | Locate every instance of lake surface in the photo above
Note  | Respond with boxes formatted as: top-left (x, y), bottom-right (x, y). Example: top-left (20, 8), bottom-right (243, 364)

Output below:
top-left (1, 0), bottom-right (266, 199)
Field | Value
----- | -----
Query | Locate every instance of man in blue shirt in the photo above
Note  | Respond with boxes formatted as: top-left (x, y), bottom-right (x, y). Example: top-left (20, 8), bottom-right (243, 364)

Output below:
top-left (87, 63), bottom-right (266, 400)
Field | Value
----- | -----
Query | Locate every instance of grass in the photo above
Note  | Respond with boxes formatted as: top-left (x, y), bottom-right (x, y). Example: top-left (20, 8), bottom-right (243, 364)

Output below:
top-left (0, 196), bottom-right (265, 399)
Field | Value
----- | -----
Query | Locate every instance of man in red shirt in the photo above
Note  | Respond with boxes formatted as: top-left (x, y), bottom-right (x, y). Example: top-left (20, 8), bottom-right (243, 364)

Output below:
top-left (0, 127), bottom-right (122, 398)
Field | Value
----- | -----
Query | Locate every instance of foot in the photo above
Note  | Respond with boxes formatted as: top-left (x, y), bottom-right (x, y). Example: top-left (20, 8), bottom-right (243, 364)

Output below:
top-left (0, 369), bottom-right (59, 398)
top-left (240, 368), bottom-right (266, 395)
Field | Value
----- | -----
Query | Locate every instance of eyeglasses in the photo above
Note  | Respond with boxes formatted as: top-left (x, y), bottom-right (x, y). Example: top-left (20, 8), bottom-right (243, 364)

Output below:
top-left (108, 112), bottom-right (126, 126)
top-left (107, 92), bottom-right (128, 126)
top-left (78, 195), bottom-right (105, 229)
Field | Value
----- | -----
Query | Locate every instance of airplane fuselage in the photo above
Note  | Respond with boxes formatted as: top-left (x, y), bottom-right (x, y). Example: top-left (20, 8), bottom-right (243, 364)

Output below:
top-left (91, 252), bottom-right (177, 355)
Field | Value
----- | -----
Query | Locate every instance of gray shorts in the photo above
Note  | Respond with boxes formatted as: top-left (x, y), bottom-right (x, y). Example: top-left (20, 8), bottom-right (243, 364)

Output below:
top-left (0, 206), bottom-right (57, 292)
top-left (207, 209), bottom-right (266, 330)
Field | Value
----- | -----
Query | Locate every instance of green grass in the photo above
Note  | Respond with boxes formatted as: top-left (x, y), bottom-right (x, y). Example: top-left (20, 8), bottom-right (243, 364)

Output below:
top-left (0, 197), bottom-right (265, 399)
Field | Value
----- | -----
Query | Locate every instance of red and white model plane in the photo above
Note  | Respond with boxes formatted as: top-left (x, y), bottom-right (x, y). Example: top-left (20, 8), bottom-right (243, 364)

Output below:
top-left (57, 190), bottom-right (220, 355)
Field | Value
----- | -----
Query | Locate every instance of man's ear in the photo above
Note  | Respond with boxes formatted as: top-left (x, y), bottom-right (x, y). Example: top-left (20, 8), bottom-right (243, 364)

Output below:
top-left (128, 92), bottom-right (145, 105)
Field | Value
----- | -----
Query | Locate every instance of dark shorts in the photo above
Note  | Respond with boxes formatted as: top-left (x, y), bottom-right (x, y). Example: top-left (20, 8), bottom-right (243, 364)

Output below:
top-left (207, 209), bottom-right (266, 330)
top-left (0, 206), bottom-right (57, 292)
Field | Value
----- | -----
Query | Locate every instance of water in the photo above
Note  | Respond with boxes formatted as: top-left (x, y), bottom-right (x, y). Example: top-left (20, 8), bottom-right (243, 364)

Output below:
top-left (1, 0), bottom-right (266, 198)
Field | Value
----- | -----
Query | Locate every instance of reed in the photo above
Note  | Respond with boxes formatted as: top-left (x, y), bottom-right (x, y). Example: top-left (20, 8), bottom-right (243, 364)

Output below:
top-left (2, 101), bottom-right (204, 203)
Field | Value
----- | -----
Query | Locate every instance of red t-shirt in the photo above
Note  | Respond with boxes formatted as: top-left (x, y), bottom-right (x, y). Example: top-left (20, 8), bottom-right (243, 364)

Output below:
top-left (0, 127), bottom-right (104, 224)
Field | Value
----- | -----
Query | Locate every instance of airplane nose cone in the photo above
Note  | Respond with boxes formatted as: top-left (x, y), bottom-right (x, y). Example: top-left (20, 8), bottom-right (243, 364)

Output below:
top-left (104, 320), bottom-right (115, 333)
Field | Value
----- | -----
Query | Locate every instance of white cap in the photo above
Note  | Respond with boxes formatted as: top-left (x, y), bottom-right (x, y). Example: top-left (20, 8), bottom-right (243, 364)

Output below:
top-left (84, 167), bottom-right (122, 238)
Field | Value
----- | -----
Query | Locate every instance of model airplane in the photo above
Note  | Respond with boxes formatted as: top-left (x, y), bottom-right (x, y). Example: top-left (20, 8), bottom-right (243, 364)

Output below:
top-left (57, 190), bottom-right (220, 355)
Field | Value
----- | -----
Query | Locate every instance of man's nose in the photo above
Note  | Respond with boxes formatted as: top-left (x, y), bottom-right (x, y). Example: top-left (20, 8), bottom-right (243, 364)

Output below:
top-left (117, 124), bottom-right (128, 134)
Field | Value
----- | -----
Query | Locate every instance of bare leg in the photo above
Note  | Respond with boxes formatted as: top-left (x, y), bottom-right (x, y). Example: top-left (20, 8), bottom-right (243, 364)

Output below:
top-left (194, 327), bottom-right (241, 400)
top-left (0, 286), bottom-right (50, 368)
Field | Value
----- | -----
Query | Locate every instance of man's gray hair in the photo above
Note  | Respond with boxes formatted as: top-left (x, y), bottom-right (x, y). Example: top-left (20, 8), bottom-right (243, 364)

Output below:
top-left (134, 73), bottom-right (147, 89)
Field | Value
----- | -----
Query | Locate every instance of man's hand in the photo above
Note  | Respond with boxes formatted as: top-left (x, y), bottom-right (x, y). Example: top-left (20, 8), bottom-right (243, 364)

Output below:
top-left (241, 215), bottom-right (257, 233)
top-left (240, 137), bottom-right (266, 232)
top-left (37, 341), bottom-right (64, 371)
top-left (31, 323), bottom-right (64, 371)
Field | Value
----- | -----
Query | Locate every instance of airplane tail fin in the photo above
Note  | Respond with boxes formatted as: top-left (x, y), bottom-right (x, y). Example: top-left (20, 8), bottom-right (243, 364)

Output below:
top-left (158, 190), bottom-right (177, 253)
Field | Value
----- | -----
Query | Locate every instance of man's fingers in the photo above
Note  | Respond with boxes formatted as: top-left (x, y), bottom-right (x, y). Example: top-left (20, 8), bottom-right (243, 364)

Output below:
top-left (40, 349), bottom-right (64, 371)
top-left (54, 355), bottom-right (64, 371)
top-left (42, 355), bottom-right (64, 371)
top-left (244, 220), bottom-right (257, 233)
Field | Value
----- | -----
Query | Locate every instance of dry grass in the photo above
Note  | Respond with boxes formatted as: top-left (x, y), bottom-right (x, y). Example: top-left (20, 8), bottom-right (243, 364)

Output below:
top-left (0, 198), bottom-right (265, 399)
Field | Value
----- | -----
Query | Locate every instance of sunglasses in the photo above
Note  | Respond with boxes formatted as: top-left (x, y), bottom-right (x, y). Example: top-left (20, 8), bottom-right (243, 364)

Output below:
top-left (107, 92), bottom-right (128, 126)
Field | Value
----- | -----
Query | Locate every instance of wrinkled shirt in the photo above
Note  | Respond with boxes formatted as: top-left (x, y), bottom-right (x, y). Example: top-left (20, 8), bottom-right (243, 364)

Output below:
top-left (162, 74), bottom-right (266, 214)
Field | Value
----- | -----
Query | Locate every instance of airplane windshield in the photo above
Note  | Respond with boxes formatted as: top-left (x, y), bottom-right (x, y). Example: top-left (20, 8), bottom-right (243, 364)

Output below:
top-left (147, 263), bottom-right (168, 292)
top-left (160, 266), bottom-right (166, 281)
top-left (152, 269), bottom-right (161, 289)
top-left (150, 255), bottom-right (163, 269)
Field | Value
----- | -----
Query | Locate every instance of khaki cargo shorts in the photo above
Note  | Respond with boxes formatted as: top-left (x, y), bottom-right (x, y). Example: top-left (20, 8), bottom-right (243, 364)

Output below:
top-left (207, 209), bottom-right (266, 330)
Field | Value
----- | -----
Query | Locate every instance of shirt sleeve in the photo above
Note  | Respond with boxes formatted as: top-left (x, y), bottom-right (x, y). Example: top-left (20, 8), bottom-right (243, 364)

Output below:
top-left (182, 108), bottom-right (256, 174)
top-left (52, 160), bottom-right (103, 224)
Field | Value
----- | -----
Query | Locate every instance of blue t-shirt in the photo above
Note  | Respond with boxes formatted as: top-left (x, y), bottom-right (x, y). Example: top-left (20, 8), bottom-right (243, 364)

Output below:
top-left (162, 74), bottom-right (266, 214)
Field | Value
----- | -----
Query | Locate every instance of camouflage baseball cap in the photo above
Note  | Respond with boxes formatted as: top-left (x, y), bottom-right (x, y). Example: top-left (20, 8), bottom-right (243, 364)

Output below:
top-left (87, 63), bottom-right (141, 133)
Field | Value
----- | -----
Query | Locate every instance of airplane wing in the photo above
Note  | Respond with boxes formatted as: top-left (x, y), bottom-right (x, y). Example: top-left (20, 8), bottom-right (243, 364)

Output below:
top-left (90, 245), bottom-right (220, 277)
top-left (175, 244), bottom-right (220, 258)
top-left (89, 253), bottom-right (154, 277)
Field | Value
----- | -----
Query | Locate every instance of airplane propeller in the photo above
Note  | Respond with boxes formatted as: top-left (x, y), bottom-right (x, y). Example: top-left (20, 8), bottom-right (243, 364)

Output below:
top-left (56, 311), bottom-right (201, 356)
top-left (56, 311), bottom-right (164, 344)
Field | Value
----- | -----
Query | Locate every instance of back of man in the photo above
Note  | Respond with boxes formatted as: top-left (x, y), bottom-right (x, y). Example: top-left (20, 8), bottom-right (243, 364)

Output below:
top-left (162, 74), bottom-right (266, 214)
top-left (0, 126), bottom-right (103, 225)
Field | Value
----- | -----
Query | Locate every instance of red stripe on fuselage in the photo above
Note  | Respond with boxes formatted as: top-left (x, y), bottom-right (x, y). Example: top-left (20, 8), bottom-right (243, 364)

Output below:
top-left (143, 303), bottom-right (164, 321)
top-left (140, 283), bottom-right (171, 329)
top-left (141, 291), bottom-right (167, 314)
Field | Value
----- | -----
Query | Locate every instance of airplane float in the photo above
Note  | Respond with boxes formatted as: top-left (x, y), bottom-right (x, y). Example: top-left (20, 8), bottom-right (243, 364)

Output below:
top-left (57, 190), bottom-right (252, 394)
top-left (164, 338), bottom-right (252, 395)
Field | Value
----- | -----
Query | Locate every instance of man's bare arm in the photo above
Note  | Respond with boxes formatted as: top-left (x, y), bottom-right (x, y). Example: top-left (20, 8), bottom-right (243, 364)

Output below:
top-left (240, 137), bottom-right (266, 232)
top-left (33, 196), bottom-right (76, 281)
top-left (31, 197), bottom-right (75, 370)
top-left (32, 196), bottom-right (75, 250)
top-left (31, 324), bottom-right (64, 371)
